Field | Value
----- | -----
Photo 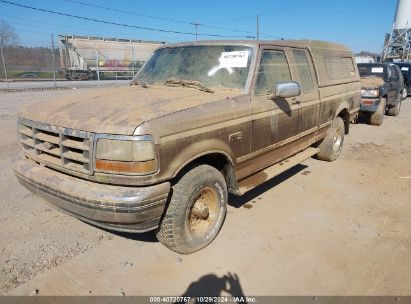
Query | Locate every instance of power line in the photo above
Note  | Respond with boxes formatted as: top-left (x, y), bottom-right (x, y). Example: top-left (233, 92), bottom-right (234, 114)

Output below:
top-left (62, 0), bottom-right (280, 39)
top-left (0, 0), bottom-right (251, 38)
top-left (63, 0), bottom-right (189, 25)
top-left (0, 13), bottom-right (172, 41)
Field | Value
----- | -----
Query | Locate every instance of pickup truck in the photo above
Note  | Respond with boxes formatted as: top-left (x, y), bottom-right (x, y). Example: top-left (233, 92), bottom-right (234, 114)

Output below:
top-left (13, 40), bottom-right (360, 253)
top-left (357, 63), bottom-right (404, 125)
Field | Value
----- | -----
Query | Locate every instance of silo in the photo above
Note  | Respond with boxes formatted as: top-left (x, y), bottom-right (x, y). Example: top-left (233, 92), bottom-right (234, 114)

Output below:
top-left (394, 0), bottom-right (411, 30)
top-left (382, 0), bottom-right (411, 62)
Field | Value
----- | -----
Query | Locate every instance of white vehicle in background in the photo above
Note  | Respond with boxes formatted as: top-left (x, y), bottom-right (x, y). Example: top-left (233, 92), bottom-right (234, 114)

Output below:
top-left (59, 35), bottom-right (165, 80)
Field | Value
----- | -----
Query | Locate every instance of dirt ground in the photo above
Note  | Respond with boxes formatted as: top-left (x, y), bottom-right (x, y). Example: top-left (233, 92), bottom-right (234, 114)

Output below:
top-left (1, 89), bottom-right (410, 296)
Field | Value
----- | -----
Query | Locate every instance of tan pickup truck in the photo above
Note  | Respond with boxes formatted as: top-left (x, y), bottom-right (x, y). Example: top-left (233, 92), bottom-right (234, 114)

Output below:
top-left (13, 40), bottom-right (360, 253)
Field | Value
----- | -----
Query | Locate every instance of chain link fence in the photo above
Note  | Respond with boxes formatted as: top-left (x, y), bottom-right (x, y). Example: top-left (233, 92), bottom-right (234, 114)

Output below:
top-left (0, 35), bottom-right (164, 90)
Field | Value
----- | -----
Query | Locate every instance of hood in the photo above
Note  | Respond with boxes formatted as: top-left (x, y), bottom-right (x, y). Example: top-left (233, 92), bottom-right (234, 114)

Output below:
top-left (360, 76), bottom-right (385, 89)
top-left (19, 85), bottom-right (239, 135)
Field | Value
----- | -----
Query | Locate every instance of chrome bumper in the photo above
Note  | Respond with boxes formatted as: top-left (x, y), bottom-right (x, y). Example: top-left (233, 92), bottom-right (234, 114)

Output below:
top-left (13, 154), bottom-right (170, 233)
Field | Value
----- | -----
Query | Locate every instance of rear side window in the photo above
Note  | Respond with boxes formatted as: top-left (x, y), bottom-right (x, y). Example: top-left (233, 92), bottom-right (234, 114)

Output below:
top-left (399, 66), bottom-right (410, 78)
top-left (292, 49), bottom-right (314, 92)
top-left (325, 56), bottom-right (355, 80)
top-left (255, 50), bottom-right (291, 95)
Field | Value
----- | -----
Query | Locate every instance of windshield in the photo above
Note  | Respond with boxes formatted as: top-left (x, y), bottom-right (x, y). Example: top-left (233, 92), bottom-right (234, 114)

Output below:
top-left (132, 45), bottom-right (254, 91)
top-left (358, 65), bottom-right (386, 79)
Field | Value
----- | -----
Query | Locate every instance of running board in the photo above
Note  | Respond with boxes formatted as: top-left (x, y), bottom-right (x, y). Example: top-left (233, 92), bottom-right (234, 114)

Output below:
top-left (237, 147), bottom-right (319, 195)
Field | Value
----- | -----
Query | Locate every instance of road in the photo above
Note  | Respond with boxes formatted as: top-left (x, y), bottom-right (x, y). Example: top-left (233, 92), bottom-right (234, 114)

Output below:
top-left (0, 88), bottom-right (410, 296)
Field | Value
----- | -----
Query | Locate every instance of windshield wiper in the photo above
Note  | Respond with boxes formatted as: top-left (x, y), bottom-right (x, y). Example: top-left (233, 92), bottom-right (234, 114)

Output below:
top-left (163, 78), bottom-right (214, 93)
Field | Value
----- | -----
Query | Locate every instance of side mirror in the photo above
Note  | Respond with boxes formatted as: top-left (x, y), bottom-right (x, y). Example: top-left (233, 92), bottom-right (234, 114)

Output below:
top-left (273, 81), bottom-right (301, 98)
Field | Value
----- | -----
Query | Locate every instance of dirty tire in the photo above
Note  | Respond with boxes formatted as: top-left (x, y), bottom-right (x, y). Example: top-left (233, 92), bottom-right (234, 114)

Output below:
top-left (156, 164), bottom-right (227, 254)
top-left (387, 96), bottom-right (401, 116)
top-left (370, 98), bottom-right (386, 126)
top-left (317, 116), bottom-right (345, 162)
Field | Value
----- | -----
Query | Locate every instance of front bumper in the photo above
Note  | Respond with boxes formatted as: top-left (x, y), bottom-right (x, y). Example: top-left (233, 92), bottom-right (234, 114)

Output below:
top-left (360, 98), bottom-right (381, 113)
top-left (13, 154), bottom-right (170, 233)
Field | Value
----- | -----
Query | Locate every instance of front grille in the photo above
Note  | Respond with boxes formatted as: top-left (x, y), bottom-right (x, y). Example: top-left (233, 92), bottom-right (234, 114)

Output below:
top-left (18, 119), bottom-right (94, 175)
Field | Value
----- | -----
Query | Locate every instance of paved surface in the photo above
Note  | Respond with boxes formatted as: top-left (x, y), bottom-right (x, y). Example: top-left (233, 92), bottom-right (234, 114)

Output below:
top-left (0, 89), bottom-right (410, 296)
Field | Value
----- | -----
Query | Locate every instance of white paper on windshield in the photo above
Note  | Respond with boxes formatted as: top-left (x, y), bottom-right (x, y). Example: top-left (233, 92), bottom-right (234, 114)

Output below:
top-left (208, 51), bottom-right (249, 76)
top-left (401, 67), bottom-right (409, 71)
top-left (371, 67), bottom-right (384, 73)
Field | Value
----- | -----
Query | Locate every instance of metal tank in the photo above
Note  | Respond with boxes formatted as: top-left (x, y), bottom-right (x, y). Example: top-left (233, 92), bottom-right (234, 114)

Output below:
top-left (59, 35), bottom-right (165, 80)
top-left (382, 0), bottom-right (411, 61)
top-left (394, 0), bottom-right (411, 29)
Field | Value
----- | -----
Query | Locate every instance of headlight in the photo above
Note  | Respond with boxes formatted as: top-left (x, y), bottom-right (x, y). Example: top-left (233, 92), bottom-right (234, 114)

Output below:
top-left (95, 137), bottom-right (157, 174)
top-left (361, 89), bottom-right (379, 98)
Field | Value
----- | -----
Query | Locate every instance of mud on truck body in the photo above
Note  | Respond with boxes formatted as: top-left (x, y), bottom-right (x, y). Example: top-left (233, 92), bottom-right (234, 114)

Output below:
top-left (14, 40), bottom-right (360, 253)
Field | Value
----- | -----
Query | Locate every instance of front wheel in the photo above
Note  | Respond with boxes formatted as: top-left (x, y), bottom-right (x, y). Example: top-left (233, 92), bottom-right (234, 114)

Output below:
top-left (387, 94), bottom-right (401, 116)
top-left (156, 164), bottom-right (227, 254)
top-left (317, 116), bottom-right (345, 162)
top-left (370, 98), bottom-right (386, 126)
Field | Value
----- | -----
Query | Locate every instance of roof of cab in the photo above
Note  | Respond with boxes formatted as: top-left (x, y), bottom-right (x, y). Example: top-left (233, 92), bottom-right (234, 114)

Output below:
top-left (160, 39), bottom-right (352, 53)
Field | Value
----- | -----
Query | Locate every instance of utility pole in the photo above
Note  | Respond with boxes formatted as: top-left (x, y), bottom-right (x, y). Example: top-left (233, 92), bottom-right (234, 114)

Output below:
top-left (51, 34), bottom-right (57, 88)
top-left (191, 22), bottom-right (201, 41)
top-left (256, 15), bottom-right (260, 41)
top-left (0, 39), bottom-right (9, 89)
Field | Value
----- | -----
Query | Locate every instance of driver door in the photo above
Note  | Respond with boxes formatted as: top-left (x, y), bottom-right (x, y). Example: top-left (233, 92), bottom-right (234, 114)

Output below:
top-left (248, 47), bottom-right (302, 173)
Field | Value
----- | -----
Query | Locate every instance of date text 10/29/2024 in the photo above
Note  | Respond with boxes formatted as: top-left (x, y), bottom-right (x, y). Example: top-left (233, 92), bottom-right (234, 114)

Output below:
top-left (149, 296), bottom-right (257, 303)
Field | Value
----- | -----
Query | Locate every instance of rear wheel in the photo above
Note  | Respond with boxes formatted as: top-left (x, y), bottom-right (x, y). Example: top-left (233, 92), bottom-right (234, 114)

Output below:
top-left (156, 164), bottom-right (227, 254)
top-left (402, 87), bottom-right (408, 100)
top-left (317, 116), bottom-right (345, 162)
top-left (370, 98), bottom-right (386, 126)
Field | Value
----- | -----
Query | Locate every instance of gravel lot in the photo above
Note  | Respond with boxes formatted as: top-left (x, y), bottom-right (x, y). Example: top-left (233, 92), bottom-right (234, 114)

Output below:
top-left (0, 89), bottom-right (410, 296)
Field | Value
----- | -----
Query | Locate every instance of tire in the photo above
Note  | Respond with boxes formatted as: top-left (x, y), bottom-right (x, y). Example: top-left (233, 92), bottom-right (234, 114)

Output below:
top-left (156, 164), bottom-right (227, 254)
top-left (387, 95), bottom-right (401, 116)
top-left (370, 98), bottom-right (386, 126)
top-left (317, 116), bottom-right (345, 162)
top-left (402, 87), bottom-right (408, 100)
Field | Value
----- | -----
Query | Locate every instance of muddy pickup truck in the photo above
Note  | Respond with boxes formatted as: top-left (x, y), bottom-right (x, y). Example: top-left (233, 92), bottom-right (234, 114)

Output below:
top-left (13, 40), bottom-right (360, 253)
top-left (357, 63), bottom-right (404, 126)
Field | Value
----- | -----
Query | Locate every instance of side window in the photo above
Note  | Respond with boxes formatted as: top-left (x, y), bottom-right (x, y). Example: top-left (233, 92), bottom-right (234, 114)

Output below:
top-left (325, 56), bottom-right (355, 80)
top-left (390, 66), bottom-right (399, 81)
top-left (292, 49), bottom-right (314, 92)
top-left (255, 50), bottom-right (291, 95)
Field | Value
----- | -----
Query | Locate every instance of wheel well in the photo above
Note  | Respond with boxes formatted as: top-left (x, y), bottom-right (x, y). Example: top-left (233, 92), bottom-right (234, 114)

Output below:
top-left (173, 153), bottom-right (237, 192)
top-left (337, 108), bottom-right (350, 134)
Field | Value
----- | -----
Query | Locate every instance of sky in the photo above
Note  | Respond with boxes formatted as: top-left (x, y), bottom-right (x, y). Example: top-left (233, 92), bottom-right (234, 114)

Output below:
top-left (0, 0), bottom-right (399, 53)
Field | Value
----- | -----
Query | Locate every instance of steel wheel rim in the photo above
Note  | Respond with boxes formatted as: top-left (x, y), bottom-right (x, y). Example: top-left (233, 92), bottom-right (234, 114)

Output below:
top-left (403, 88), bottom-right (408, 99)
top-left (333, 128), bottom-right (343, 153)
top-left (187, 187), bottom-right (219, 237)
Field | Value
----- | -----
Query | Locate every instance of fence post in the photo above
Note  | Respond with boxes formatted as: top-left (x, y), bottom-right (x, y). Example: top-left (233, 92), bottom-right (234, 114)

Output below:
top-left (0, 40), bottom-right (9, 89)
top-left (131, 43), bottom-right (135, 78)
top-left (115, 39), bottom-right (118, 86)
top-left (95, 45), bottom-right (100, 86)
top-left (51, 34), bottom-right (57, 88)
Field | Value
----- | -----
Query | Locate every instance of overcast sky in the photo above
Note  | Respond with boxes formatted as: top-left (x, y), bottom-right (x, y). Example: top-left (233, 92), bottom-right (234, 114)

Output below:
top-left (0, 0), bottom-right (399, 53)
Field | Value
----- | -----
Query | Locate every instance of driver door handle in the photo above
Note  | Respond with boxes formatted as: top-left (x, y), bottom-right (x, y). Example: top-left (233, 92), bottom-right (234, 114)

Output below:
top-left (291, 99), bottom-right (301, 105)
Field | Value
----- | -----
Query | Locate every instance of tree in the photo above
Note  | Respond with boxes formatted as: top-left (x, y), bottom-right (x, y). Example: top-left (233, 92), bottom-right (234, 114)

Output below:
top-left (0, 19), bottom-right (19, 47)
top-left (0, 20), bottom-right (18, 83)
